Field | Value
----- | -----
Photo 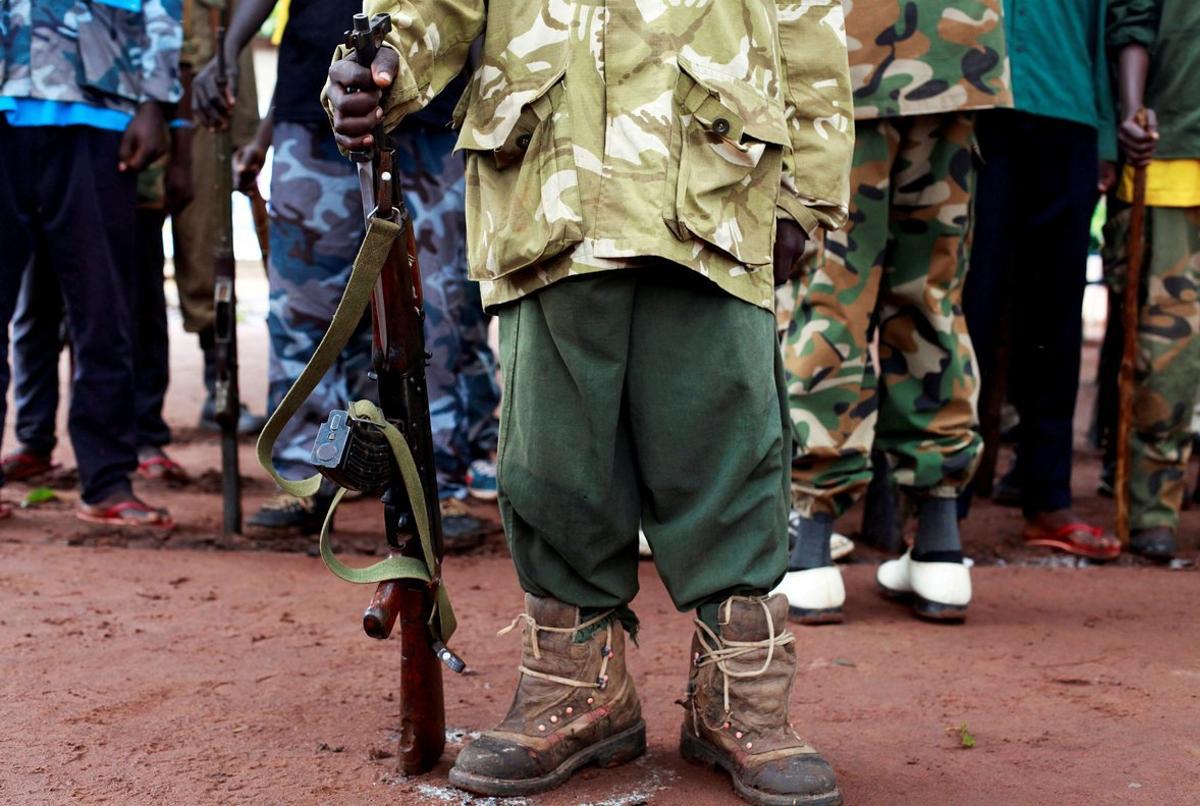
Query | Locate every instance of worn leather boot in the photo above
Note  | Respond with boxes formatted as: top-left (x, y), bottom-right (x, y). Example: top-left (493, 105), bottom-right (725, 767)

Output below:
top-left (449, 594), bottom-right (645, 796)
top-left (681, 594), bottom-right (841, 805)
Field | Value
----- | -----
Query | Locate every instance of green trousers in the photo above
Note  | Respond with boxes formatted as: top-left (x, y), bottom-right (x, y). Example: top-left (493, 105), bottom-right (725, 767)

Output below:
top-left (496, 265), bottom-right (790, 615)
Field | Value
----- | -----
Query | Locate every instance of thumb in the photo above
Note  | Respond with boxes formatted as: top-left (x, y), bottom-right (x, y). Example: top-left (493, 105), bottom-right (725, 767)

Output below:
top-left (117, 127), bottom-right (136, 171)
top-left (373, 47), bottom-right (399, 88)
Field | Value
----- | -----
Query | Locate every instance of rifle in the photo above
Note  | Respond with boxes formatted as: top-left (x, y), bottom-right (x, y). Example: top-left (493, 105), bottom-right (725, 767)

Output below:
top-left (212, 24), bottom-right (242, 535)
top-left (256, 12), bottom-right (463, 776)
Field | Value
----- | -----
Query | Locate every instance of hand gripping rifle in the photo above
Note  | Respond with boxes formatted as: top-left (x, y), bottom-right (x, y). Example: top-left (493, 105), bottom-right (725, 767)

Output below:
top-left (255, 12), bottom-right (463, 775)
top-left (213, 24), bottom-right (242, 535)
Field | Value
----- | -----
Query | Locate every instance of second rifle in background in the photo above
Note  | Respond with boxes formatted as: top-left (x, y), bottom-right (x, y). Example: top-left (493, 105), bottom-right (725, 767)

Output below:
top-left (212, 21), bottom-right (243, 535)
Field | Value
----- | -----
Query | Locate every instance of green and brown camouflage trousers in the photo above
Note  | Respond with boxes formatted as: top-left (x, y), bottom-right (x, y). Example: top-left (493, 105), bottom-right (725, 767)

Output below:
top-left (781, 112), bottom-right (981, 519)
top-left (1103, 204), bottom-right (1200, 533)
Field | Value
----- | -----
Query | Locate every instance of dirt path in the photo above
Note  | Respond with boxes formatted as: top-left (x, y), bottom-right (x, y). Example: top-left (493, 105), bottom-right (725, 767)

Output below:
top-left (3, 271), bottom-right (1200, 804)
top-left (2, 542), bottom-right (1198, 805)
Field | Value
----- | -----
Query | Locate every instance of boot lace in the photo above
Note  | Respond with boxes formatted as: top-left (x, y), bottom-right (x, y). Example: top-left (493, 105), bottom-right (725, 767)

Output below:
top-left (499, 609), bottom-right (616, 690)
top-left (692, 598), bottom-right (794, 713)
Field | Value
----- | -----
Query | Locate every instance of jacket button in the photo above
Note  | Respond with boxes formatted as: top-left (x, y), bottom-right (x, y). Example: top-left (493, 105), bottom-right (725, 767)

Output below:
top-left (517, 133), bottom-right (532, 149)
top-left (712, 118), bottom-right (730, 136)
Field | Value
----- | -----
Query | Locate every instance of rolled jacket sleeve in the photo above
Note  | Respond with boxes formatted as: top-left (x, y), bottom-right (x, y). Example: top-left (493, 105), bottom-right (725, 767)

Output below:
top-left (1107, 0), bottom-right (1160, 52)
top-left (776, 0), bottom-right (854, 236)
top-left (322, 0), bottom-right (484, 137)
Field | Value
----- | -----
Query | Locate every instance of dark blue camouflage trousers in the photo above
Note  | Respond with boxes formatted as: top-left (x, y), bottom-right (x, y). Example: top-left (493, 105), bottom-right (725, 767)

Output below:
top-left (267, 122), bottom-right (498, 497)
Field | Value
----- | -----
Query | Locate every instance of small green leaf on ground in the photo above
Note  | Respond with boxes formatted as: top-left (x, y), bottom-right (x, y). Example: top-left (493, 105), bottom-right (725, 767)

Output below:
top-left (958, 723), bottom-right (976, 749)
top-left (21, 488), bottom-right (58, 508)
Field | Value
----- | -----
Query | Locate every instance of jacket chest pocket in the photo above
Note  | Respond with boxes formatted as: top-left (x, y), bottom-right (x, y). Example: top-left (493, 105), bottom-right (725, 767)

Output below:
top-left (453, 72), bottom-right (584, 281)
top-left (663, 60), bottom-right (789, 268)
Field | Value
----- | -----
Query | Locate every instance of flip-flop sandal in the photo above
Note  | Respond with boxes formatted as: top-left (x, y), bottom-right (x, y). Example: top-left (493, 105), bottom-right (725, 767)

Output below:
top-left (137, 455), bottom-right (189, 483)
top-left (1, 451), bottom-right (59, 482)
top-left (77, 500), bottom-right (175, 530)
top-left (1023, 522), bottom-right (1120, 561)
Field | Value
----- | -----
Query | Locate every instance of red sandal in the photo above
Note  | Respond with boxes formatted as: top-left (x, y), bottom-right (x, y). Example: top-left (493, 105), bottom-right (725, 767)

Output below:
top-left (1, 451), bottom-right (58, 482)
top-left (136, 455), bottom-right (189, 483)
top-left (77, 500), bottom-right (175, 530)
top-left (1022, 521), bottom-right (1120, 561)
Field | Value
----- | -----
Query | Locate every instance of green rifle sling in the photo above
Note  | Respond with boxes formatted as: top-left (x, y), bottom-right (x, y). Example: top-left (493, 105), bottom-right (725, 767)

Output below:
top-left (254, 215), bottom-right (456, 645)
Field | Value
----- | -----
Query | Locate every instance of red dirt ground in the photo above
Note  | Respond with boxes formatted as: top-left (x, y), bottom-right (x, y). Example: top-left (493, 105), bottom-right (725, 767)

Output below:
top-left (2, 270), bottom-right (1199, 804)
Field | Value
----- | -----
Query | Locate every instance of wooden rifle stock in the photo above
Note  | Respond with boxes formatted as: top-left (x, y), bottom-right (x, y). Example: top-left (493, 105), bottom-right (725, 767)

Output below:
top-left (363, 579), bottom-right (402, 639)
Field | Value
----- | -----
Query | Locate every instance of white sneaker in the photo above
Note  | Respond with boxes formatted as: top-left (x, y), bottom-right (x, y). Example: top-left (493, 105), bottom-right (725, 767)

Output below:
top-left (830, 532), bottom-right (855, 562)
top-left (876, 550), bottom-right (971, 621)
top-left (638, 529), bottom-right (652, 558)
top-left (771, 565), bottom-right (845, 624)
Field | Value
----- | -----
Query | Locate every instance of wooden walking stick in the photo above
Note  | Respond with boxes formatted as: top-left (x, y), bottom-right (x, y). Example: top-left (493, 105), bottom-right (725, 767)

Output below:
top-left (1115, 110), bottom-right (1150, 545)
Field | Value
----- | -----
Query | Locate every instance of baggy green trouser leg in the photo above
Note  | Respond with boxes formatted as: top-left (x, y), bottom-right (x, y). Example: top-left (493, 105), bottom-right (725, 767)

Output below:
top-left (1130, 206), bottom-right (1200, 532)
top-left (496, 264), bottom-right (790, 616)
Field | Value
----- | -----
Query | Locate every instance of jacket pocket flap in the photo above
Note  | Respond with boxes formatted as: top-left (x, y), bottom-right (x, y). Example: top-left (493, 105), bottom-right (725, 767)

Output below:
top-left (676, 57), bottom-right (789, 146)
top-left (454, 66), bottom-right (567, 154)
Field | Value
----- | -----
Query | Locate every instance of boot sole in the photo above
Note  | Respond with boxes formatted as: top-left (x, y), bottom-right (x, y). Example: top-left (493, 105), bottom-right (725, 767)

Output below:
top-left (788, 606), bottom-right (844, 625)
top-left (680, 729), bottom-right (842, 806)
top-left (448, 719), bottom-right (645, 797)
top-left (878, 585), bottom-right (967, 623)
top-left (914, 596), bottom-right (967, 622)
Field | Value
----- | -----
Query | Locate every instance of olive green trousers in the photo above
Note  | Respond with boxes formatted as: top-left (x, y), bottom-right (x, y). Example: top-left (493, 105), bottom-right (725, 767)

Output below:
top-left (495, 265), bottom-right (790, 616)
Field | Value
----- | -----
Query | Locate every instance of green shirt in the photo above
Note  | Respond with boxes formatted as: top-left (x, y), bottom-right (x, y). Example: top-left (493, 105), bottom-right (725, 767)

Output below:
top-left (1005, 0), bottom-right (1117, 160)
top-left (1108, 0), bottom-right (1200, 159)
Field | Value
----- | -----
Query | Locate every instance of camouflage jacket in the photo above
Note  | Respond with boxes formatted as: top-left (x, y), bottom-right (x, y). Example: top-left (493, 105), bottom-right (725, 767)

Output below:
top-left (846, 0), bottom-right (1012, 119)
top-left (326, 1), bottom-right (853, 311)
top-left (0, 0), bottom-right (183, 116)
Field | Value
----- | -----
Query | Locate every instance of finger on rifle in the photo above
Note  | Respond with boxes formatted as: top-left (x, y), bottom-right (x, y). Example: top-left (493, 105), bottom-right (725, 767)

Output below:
top-left (335, 131), bottom-right (375, 152)
top-left (202, 85), bottom-right (231, 129)
top-left (332, 105), bottom-right (380, 135)
top-left (329, 58), bottom-right (375, 93)
top-left (195, 80), bottom-right (229, 129)
top-left (373, 47), bottom-right (400, 87)
top-left (330, 83), bottom-right (382, 118)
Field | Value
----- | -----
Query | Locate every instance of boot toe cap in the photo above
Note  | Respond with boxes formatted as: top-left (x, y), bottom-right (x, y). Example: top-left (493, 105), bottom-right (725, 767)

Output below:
top-left (744, 752), bottom-right (839, 799)
top-left (772, 566), bottom-right (846, 612)
top-left (1131, 529), bottom-right (1177, 561)
top-left (453, 735), bottom-right (544, 782)
top-left (876, 552), bottom-right (913, 594)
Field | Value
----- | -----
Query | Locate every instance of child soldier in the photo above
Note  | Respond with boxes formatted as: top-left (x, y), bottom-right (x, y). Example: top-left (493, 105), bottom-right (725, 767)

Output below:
top-left (0, 0), bottom-right (182, 526)
top-left (327, 2), bottom-right (852, 803)
top-left (1105, 0), bottom-right (1200, 561)
top-left (776, 0), bottom-right (1012, 623)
